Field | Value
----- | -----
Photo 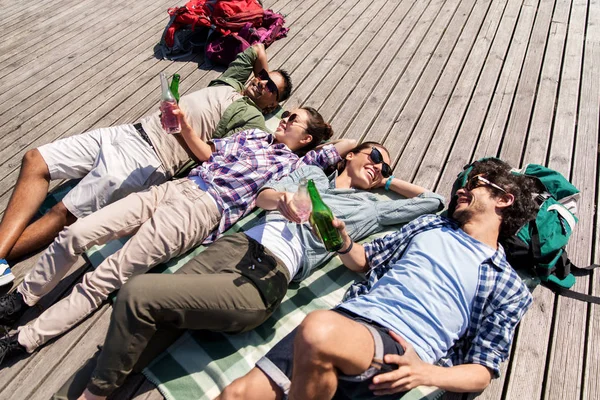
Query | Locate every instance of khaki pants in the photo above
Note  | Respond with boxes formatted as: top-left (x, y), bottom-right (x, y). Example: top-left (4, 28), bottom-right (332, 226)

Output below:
top-left (87, 233), bottom-right (290, 396)
top-left (17, 179), bottom-right (221, 352)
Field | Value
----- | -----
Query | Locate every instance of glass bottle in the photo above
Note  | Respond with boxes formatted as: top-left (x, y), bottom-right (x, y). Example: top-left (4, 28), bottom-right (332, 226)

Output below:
top-left (292, 178), bottom-right (312, 223)
top-left (307, 179), bottom-right (343, 252)
top-left (159, 72), bottom-right (180, 134)
top-left (170, 73), bottom-right (181, 103)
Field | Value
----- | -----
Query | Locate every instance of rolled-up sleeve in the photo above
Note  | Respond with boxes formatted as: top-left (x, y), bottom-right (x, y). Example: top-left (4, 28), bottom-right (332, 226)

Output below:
top-left (464, 283), bottom-right (533, 378)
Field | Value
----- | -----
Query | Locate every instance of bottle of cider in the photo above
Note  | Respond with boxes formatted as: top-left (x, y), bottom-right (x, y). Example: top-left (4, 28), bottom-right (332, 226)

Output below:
top-left (307, 179), bottom-right (343, 252)
top-left (159, 72), bottom-right (181, 134)
top-left (170, 73), bottom-right (181, 103)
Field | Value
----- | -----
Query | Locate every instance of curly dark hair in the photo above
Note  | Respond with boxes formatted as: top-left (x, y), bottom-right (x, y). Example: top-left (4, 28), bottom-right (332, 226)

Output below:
top-left (466, 159), bottom-right (538, 237)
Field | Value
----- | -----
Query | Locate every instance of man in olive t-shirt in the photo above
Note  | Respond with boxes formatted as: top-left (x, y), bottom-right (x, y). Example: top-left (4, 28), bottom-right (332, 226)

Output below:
top-left (0, 44), bottom-right (292, 285)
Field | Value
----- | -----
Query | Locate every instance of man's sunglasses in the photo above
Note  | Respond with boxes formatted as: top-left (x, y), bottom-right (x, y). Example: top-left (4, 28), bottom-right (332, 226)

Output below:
top-left (465, 174), bottom-right (507, 194)
top-left (360, 147), bottom-right (393, 178)
top-left (257, 69), bottom-right (279, 101)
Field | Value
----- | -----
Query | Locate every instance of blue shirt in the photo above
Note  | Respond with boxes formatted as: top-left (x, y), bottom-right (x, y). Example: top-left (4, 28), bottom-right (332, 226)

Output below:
top-left (340, 227), bottom-right (493, 363)
top-left (343, 215), bottom-right (533, 378)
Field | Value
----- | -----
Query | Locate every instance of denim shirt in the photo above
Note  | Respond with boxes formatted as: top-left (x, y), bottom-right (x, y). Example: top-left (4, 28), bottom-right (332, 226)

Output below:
top-left (258, 165), bottom-right (445, 281)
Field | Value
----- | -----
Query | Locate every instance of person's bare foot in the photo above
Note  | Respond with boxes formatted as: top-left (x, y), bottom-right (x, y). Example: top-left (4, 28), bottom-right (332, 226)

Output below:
top-left (78, 389), bottom-right (106, 400)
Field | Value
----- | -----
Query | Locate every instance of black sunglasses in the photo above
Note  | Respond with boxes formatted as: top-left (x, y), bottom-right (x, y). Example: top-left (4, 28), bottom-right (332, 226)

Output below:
top-left (281, 111), bottom-right (308, 131)
top-left (361, 147), bottom-right (392, 178)
top-left (257, 69), bottom-right (279, 101)
top-left (281, 110), bottom-right (297, 122)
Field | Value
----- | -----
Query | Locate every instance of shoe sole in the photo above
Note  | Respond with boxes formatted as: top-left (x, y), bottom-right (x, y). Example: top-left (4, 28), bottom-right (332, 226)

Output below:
top-left (0, 272), bottom-right (15, 286)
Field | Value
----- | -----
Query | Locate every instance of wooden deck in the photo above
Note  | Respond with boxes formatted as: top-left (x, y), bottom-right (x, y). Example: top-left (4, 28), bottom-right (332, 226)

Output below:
top-left (0, 0), bottom-right (598, 398)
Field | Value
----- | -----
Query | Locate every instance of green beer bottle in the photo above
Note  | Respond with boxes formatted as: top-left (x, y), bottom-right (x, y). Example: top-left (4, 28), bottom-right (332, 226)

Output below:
top-left (170, 73), bottom-right (181, 103)
top-left (307, 179), bottom-right (343, 252)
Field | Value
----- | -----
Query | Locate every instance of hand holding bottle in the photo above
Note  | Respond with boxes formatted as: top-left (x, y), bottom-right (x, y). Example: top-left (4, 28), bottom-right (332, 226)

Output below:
top-left (307, 179), bottom-right (343, 252)
top-left (169, 104), bottom-right (192, 133)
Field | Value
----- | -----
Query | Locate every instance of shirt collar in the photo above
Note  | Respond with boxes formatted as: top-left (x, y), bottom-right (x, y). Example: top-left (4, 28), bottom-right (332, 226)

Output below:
top-left (441, 216), bottom-right (506, 271)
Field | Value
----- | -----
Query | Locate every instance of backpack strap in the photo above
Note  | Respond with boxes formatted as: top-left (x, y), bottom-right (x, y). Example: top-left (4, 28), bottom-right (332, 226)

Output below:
top-left (544, 282), bottom-right (600, 304)
top-left (545, 260), bottom-right (600, 304)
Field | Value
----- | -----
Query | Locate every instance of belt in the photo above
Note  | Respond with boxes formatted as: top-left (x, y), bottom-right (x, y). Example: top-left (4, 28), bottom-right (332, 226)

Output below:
top-left (133, 123), bottom-right (154, 149)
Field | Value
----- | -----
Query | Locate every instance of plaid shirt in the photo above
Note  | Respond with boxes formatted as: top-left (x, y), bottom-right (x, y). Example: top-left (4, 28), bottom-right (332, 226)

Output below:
top-left (189, 129), bottom-right (340, 243)
top-left (344, 214), bottom-right (533, 378)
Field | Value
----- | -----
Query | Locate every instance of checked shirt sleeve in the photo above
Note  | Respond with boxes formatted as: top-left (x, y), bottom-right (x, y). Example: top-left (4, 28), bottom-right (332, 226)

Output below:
top-left (464, 268), bottom-right (533, 378)
top-left (299, 144), bottom-right (341, 169)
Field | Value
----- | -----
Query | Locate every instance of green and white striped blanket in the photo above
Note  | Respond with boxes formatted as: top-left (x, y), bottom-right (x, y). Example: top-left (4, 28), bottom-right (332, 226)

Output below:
top-left (42, 182), bottom-right (444, 400)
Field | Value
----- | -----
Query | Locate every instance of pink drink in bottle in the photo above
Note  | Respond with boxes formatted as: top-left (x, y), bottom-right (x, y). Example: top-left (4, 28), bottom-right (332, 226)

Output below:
top-left (159, 72), bottom-right (181, 134)
top-left (292, 178), bottom-right (312, 223)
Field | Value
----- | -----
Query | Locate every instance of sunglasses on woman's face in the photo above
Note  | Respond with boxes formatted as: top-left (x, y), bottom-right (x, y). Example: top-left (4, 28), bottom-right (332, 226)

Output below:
top-left (465, 174), bottom-right (507, 194)
top-left (360, 147), bottom-right (392, 178)
top-left (281, 111), bottom-right (308, 131)
top-left (257, 69), bottom-right (279, 101)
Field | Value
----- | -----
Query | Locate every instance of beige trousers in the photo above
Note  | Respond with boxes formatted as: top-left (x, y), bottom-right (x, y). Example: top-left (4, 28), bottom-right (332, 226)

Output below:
top-left (17, 179), bottom-right (221, 352)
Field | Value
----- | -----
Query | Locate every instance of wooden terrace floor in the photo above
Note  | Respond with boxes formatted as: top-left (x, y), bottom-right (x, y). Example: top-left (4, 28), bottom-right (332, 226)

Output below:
top-left (0, 0), bottom-right (598, 399)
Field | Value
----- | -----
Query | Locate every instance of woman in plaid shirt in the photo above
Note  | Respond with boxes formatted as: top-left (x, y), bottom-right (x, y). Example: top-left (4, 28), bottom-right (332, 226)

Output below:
top-left (0, 107), bottom-right (356, 365)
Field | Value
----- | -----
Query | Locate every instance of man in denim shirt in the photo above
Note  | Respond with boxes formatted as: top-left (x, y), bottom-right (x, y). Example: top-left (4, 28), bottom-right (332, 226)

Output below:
top-left (220, 158), bottom-right (538, 400)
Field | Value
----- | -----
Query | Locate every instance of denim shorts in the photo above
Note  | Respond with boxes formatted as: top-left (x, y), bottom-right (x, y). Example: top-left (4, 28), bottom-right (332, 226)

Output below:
top-left (256, 308), bottom-right (406, 400)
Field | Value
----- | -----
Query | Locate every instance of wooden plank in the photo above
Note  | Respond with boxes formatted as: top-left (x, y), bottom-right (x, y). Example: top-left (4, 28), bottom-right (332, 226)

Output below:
top-left (388, 0), bottom-right (487, 179)
top-left (0, 0), bottom-right (84, 43)
top-left (317, 0), bottom-right (433, 128)
top-left (266, 0), bottom-right (355, 73)
top-left (27, 307), bottom-right (112, 400)
top-left (522, 0), bottom-right (572, 163)
top-left (282, 0), bottom-right (389, 111)
top-left (501, 1), bottom-right (571, 398)
top-left (0, 0), bottom-right (172, 126)
top-left (0, 15), bottom-right (172, 196)
top-left (434, 0), bottom-right (525, 193)
top-left (0, 0), bottom-right (115, 71)
top-left (582, 1), bottom-right (600, 398)
top-left (498, 0), bottom-right (556, 165)
top-left (303, 0), bottom-right (417, 112)
top-left (0, 259), bottom-right (91, 393)
top-left (543, 0), bottom-right (591, 398)
top-left (473, 0), bottom-right (540, 165)
top-left (332, 0), bottom-right (449, 139)
top-left (412, 0), bottom-right (510, 188)
top-left (0, 295), bottom-right (108, 399)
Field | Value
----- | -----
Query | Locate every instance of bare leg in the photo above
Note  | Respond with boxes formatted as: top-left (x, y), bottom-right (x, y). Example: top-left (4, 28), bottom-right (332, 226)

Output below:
top-left (289, 310), bottom-right (375, 400)
top-left (6, 201), bottom-right (76, 260)
top-left (0, 149), bottom-right (52, 260)
top-left (218, 367), bottom-right (283, 400)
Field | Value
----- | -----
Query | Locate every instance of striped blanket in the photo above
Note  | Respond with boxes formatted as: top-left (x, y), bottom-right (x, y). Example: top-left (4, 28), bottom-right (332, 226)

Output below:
top-left (42, 181), bottom-right (444, 400)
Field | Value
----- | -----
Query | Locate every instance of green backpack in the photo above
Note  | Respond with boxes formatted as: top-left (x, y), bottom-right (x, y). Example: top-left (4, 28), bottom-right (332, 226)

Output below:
top-left (450, 159), bottom-right (600, 303)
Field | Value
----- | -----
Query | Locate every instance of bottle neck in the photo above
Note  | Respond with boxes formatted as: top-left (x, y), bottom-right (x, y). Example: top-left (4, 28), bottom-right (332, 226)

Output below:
top-left (160, 73), bottom-right (174, 102)
top-left (307, 180), bottom-right (324, 206)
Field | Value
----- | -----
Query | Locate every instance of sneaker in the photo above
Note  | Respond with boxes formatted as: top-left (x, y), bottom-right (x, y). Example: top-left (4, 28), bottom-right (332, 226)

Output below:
top-left (0, 260), bottom-right (14, 287)
top-left (0, 330), bottom-right (25, 367)
top-left (0, 291), bottom-right (29, 327)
